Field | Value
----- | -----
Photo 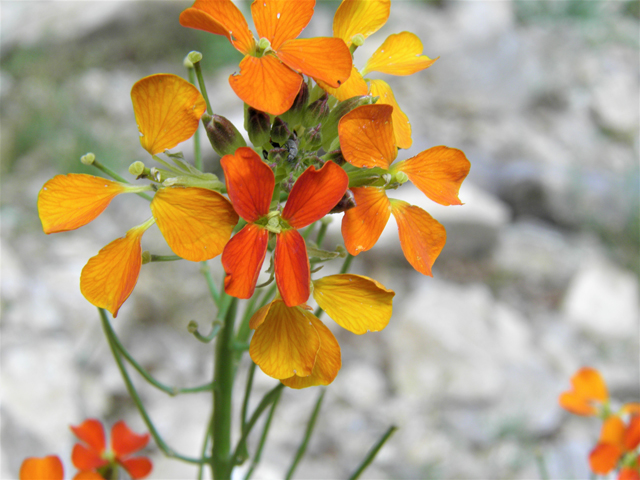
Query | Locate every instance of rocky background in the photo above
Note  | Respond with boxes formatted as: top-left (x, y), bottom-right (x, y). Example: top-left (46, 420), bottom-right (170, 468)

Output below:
top-left (1, 1), bottom-right (638, 479)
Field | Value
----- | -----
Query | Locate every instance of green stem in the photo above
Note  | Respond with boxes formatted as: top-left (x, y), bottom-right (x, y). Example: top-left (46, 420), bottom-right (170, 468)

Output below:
top-left (347, 425), bottom-right (398, 480)
top-left (315, 221), bottom-right (329, 248)
top-left (198, 412), bottom-right (215, 480)
top-left (193, 60), bottom-right (213, 116)
top-left (284, 389), bottom-right (325, 480)
top-left (99, 309), bottom-right (209, 464)
top-left (200, 261), bottom-right (221, 307)
top-left (243, 385), bottom-right (282, 480)
top-left (340, 253), bottom-right (354, 274)
top-left (190, 320), bottom-right (222, 343)
top-left (90, 159), bottom-right (152, 201)
top-left (188, 67), bottom-right (203, 171)
top-left (149, 254), bottom-right (182, 262)
top-left (237, 361), bottom-right (257, 464)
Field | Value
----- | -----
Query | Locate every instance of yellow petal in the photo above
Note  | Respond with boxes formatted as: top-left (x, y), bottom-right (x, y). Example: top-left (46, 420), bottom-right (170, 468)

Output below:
top-left (150, 187), bottom-right (239, 262)
top-left (362, 32), bottom-right (437, 76)
top-left (38, 174), bottom-right (127, 234)
top-left (281, 315), bottom-right (341, 388)
top-left (249, 300), bottom-right (320, 379)
top-left (368, 79), bottom-right (412, 149)
top-left (131, 74), bottom-right (206, 155)
top-left (317, 66), bottom-right (368, 102)
top-left (333, 0), bottom-right (390, 47)
top-left (313, 274), bottom-right (394, 334)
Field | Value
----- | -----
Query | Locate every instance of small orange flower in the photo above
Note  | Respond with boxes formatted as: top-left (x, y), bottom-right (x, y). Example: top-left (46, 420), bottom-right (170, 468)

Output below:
top-left (180, 0), bottom-right (352, 116)
top-left (589, 415), bottom-right (640, 476)
top-left (338, 104), bottom-right (470, 275)
top-left (221, 147), bottom-right (348, 306)
top-left (559, 367), bottom-right (609, 416)
top-left (70, 419), bottom-right (152, 479)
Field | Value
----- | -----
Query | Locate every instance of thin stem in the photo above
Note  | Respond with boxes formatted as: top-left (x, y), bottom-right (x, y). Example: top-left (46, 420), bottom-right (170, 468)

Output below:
top-left (534, 450), bottom-right (549, 480)
top-left (198, 412), bottom-right (215, 480)
top-left (315, 221), bottom-right (329, 248)
top-left (340, 253), bottom-right (354, 274)
top-left (149, 254), bottom-right (182, 262)
top-left (347, 425), bottom-right (398, 480)
top-left (98, 309), bottom-right (210, 464)
top-left (284, 389), bottom-right (325, 480)
top-left (90, 159), bottom-right (152, 201)
top-left (237, 361), bottom-right (257, 464)
top-left (190, 321), bottom-right (222, 344)
top-left (188, 67), bottom-right (203, 171)
top-left (193, 60), bottom-right (213, 115)
top-left (200, 261), bottom-right (220, 307)
top-left (243, 386), bottom-right (283, 480)
top-left (302, 223), bottom-right (315, 240)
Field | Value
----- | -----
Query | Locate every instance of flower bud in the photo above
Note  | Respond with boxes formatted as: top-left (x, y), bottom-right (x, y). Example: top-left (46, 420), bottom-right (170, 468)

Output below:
top-left (321, 95), bottom-right (376, 151)
top-left (187, 51), bottom-right (203, 64)
top-left (246, 107), bottom-right (271, 148)
top-left (322, 149), bottom-right (346, 166)
top-left (301, 124), bottom-right (322, 151)
top-left (329, 189), bottom-right (356, 214)
top-left (302, 93), bottom-right (329, 128)
top-left (141, 251), bottom-right (152, 264)
top-left (129, 161), bottom-right (147, 177)
top-left (80, 153), bottom-right (95, 165)
top-left (280, 82), bottom-right (309, 127)
top-left (187, 320), bottom-right (199, 334)
top-left (203, 113), bottom-right (246, 157)
top-left (270, 117), bottom-right (292, 146)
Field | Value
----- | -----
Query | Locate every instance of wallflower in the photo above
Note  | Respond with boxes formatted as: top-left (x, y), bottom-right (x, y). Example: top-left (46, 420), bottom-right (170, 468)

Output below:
top-left (589, 415), bottom-right (640, 478)
top-left (221, 147), bottom-right (348, 307)
top-left (37, 74), bottom-right (238, 316)
top-left (338, 104), bottom-right (470, 276)
top-left (180, 0), bottom-right (352, 116)
top-left (249, 274), bottom-right (394, 387)
top-left (319, 0), bottom-right (436, 148)
top-left (559, 367), bottom-right (610, 416)
top-left (70, 419), bottom-right (152, 479)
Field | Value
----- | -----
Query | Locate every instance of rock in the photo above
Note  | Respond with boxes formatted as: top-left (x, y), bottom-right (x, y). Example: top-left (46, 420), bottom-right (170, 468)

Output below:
top-left (591, 70), bottom-right (639, 137)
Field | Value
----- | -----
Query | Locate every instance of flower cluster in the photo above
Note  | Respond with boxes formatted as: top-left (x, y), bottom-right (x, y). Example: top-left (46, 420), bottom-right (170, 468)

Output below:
top-left (560, 367), bottom-right (640, 479)
top-left (37, 0), bottom-right (469, 388)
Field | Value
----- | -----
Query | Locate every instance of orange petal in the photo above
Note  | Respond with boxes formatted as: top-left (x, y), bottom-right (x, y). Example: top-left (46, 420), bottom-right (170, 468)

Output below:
top-left (151, 187), bottom-right (238, 262)
top-left (71, 444), bottom-right (108, 471)
top-left (281, 315), bottom-right (341, 388)
top-left (623, 403), bottom-right (640, 415)
top-left (368, 79), bottom-right (412, 150)
top-left (394, 146), bottom-right (471, 206)
top-left (119, 457), bottom-right (153, 480)
top-left (221, 147), bottom-right (274, 223)
top-left (390, 199), bottom-right (446, 276)
top-left (338, 104), bottom-right (397, 169)
top-left (277, 37), bottom-right (352, 88)
top-left (73, 472), bottom-right (104, 480)
top-left (111, 421), bottom-right (149, 458)
top-left (20, 456), bottom-right (64, 480)
top-left (222, 224), bottom-right (269, 299)
top-left (251, 0), bottom-right (315, 50)
top-left (249, 300), bottom-right (320, 379)
top-left (625, 415), bottom-right (640, 451)
top-left (312, 274), bottom-right (394, 334)
top-left (38, 174), bottom-right (127, 234)
top-left (341, 186), bottom-right (391, 255)
top-left (282, 161), bottom-right (349, 229)
top-left (590, 443), bottom-right (622, 475)
top-left (620, 467), bottom-right (640, 480)
top-left (362, 31), bottom-right (437, 76)
top-left (572, 367), bottom-right (609, 403)
top-left (70, 419), bottom-right (106, 453)
top-left (80, 221), bottom-right (152, 317)
top-left (249, 302), bottom-right (273, 330)
top-left (317, 66), bottom-right (368, 102)
top-left (275, 229), bottom-right (310, 307)
top-left (179, 0), bottom-right (255, 54)
top-left (333, 0), bottom-right (390, 46)
top-left (600, 415), bottom-right (626, 447)
top-left (558, 391), bottom-right (597, 416)
top-left (131, 74), bottom-right (206, 155)
top-left (229, 55), bottom-right (302, 116)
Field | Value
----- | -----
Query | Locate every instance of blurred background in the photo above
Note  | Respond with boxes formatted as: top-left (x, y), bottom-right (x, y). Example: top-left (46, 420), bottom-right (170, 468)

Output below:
top-left (1, 1), bottom-right (638, 478)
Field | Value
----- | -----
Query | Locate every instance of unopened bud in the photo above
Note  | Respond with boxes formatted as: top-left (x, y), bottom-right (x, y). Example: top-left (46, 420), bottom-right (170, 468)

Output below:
top-left (270, 117), bottom-right (292, 146)
top-left (323, 149), bottom-right (345, 166)
top-left (80, 153), bottom-right (95, 165)
top-left (258, 37), bottom-right (271, 52)
top-left (280, 82), bottom-right (309, 127)
top-left (321, 95), bottom-right (375, 151)
top-left (303, 93), bottom-right (329, 128)
top-left (129, 161), bottom-right (147, 177)
top-left (187, 320), bottom-right (199, 334)
top-left (187, 51), bottom-right (203, 64)
top-left (183, 56), bottom-right (194, 69)
top-left (395, 171), bottom-right (409, 185)
top-left (246, 107), bottom-right (271, 148)
top-left (351, 34), bottom-right (365, 47)
top-left (141, 251), bottom-right (151, 264)
top-left (329, 189), bottom-right (356, 214)
top-left (301, 124), bottom-right (322, 151)
top-left (204, 113), bottom-right (246, 156)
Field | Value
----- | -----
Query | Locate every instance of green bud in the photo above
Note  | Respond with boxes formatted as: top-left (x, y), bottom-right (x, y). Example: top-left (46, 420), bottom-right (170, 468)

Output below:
top-left (187, 51), bottom-right (203, 64)
top-left (183, 55), bottom-right (194, 69)
top-left (258, 37), bottom-right (271, 52)
top-left (302, 93), bottom-right (329, 128)
top-left (187, 320), bottom-right (199, 334)
top-left (80, 153), bottom-right (95, 165)
top-left (395, 171), bottom-right (409, 185)
top-left (351, 34), bottom-right (365, 47)
top-left (301, 124), bottom-right (322, 151)
top-left (329, 189), bottom-right (356, 214)
top-left (280, 82), bottom-right (309, 127)
top-left (141, 251), bottom-right (151, 264)
top-left (129, 161), bottom-right (147, 177)
top-left (323, 149), bottom-right (346, 166)
top-left (321, 95), bottom-right (375, 151)
top-left (270, 117), bottom-right (292, 146)
top-left (204, 113), bottom-right (247, 157)
top-left (246, 107), bottom-right (271, 148)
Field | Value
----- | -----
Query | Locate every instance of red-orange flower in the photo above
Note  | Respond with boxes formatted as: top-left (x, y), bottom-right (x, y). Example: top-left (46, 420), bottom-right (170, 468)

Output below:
top-left (559, 367), bottom-right (609, 416)
top-left (221, 147), bottom-right (348, 306)
top-left (589, 415), bottom-right (640, 476)
top-left (70, 419), bottom-right (152, 479)
top-left (338, 104), bottom-right (470, 275)
top-left (180, 0), bottom-right (352, 116)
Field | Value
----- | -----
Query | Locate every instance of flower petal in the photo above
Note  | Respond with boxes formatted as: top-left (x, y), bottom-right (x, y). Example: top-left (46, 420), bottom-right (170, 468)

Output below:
top-left (229, 55), bottom-right (302, 116)
top-left (619, 467), bottom-right (640, 480)
top-left (282, 161), bottom-right (348, 229)
top-left (249, 302), bottom-right (272, 330)
top-left (131, 74), bottom-right (206, 155)
top-left (558, 391), bottom-right (596, 416)
top-left (70, 419), bottom-right (106, 454)
top-left (600, 415), bottom-right (626, 447)
top-left (71, 444), bottom-right (108, 471)
top-left (119, 457), bottom-right (153, 480)
top-left (390, 199), bottom-right (446, 276)
top-left (222, 224), bottom-right (269, 299)
top-left (572, 367), bottom-right (609, 403)
top-left (338, 104), bottom-right (397, 169)
top-left (179, 0), bottom-right (255, 54)
top-left (221, 147), bottom-right (274, 223)
top-left (625, 415), bottom-right (640, 451)
top-left (73, 472), bottom-right (104, 480)
top-left (333, 0), bottom-right (390, 47)
top-left (589, 443), bottom-right (622, 475)
top-left (341, 186), bottom-right (391, 255)
top-left (277, 37), bottom-right (352, 88)
top-left (368, 79), bottom-right (412, 149)
top-left (38, 174), bottom-right (127, 234)
top-left (362, 31), bottom-right (437, 76)
top-left (281, 315), bottom-right (341, 388)
top-left (80, 221), bottom-right (151, 317)
top-left (275, 229), bottom-right (310, 307)
top-left (20, 456), bottom-right (64, 480)
top-left (317, 66), bottom-right (368, 102)
top-left (249, 300), bottom-right (320, 379)
top-left (313, 274), bottom-right (394, 334)
top-left (252, 0), bottom-right (315, 50)
top-left (111, 421), bottom-right (150, 458)
top-left (394, 146), bottom-right (471, 206)
top-left (151, 187), bottom-right (238, 261)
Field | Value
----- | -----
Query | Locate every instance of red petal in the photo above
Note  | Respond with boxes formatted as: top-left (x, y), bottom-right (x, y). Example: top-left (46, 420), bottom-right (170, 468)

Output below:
top-left (282, 161), bottom-right (348, 229)
top-left (119, 457), bottom-right (153, 479)
top-left (252, 0), bottom-right (315, 50)
top-left (341, 187), bottom-right (391, 255)
top-left (275, 229), bottom-right (310, 307)
top-left (620, 468), bottom-right (640, 480)
top-left (111, 421), bottom-right (149, 458)
top-left (589, 443), bottom-right (622, 475)
top-left (71, 444), bottom-right (108, 471)
top-left (73, 472), bottom-right (104, 480)
top-left (222, 224), bottom-right (269, 299)
top-left (19, 456), bottom-right (64, 480)
top-left (625, 415), bottom-right (640, 451)
top-left (221, 147), bottom-right (274, 223)
top-left (70, 419), bottom-right (106, 454)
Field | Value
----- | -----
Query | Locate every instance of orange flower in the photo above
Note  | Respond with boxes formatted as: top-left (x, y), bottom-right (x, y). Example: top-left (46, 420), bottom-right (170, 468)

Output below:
top-left (319, 0), bottom-right (437, 148)
top-left (338, 104), bottom-right (470, 275)
top-left (180, 0), bottom-right (352, 116)
top-left (249, 274), bottom-right (394, 387)
top-left (559, 367), bottom-right (609, 416)
top-left (589, 415), bottom-right (640, 476)
top-left (38, 74), bottom-right (238, 316)
top-left (221, 147), bottom-right (348, 306)
top-left (20, 456), bottom-right (64, 480)
top-left (70, 419), bottom-right (152, 479)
